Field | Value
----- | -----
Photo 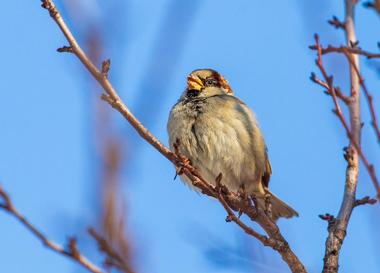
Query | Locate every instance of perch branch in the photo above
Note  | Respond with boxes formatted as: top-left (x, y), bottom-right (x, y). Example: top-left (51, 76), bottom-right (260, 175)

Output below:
top-left (39, 0), bottom-right (306, 272)
top-left (0, 186), bottom-right (105, 273)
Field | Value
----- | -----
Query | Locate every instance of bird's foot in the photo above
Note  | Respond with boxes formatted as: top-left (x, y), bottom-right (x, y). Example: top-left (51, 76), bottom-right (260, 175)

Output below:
top-left (264, 193), bottom-right (273, 219)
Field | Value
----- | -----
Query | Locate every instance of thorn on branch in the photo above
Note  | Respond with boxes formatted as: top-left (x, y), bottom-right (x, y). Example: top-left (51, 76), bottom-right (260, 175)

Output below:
top-left (68, 237), bottom-right (80, 259)
top-left (57, 46), bottom-right (73, 53)
top-left (328, 16), bottom-right (346, 30)
top-left (319, 213), bottom-right (336, 223)
top-left (101, 94), bottom-right (121, 110)
top-left (41, 0), bottom-right (58, 18)
top-left (343, 146), bottom-right (355, 166)
top-left (225, 215), bottom-right (233, 222)
top-left (349, 40), bottom-right (360, 48)
top-left (101, 59), bottom-right (111, 78)
top-left (355, 196), bottom-right (377, 207)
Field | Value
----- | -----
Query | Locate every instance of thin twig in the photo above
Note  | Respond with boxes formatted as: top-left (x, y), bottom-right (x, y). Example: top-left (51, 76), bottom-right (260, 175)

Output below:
top-left (39, 1), bottom-right (306, 272)
top-left (355, 196), bottom-right (377, 207)
top-left (328, 16), bottom-right (346, 30)
top-left (312, 35), bottom-right (380, 199)
top-left (0, 186), bottom-right (104, 273)
top-left (311, 0), bottom-right (378, 271)
top-left (88, 228), bottom-right (135, 273)
top-left (309, 44), bottom-right (380, 59)
top-left (310, 72), bottom-right (351, 103)
top-left (311, 34), bottom-right (380, 141)
top-left (342, 50), bottom-right (380, 144)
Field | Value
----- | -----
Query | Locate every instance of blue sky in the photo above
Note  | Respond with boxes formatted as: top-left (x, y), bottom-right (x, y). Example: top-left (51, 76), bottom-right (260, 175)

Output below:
top-left (1, 1), bottom-right (380, 273)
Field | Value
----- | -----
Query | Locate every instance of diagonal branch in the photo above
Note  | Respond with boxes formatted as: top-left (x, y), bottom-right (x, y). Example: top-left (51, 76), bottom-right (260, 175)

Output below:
top-left (0, 186), bottom-right (105, 273)
top-left (39, 0), bottom-right (306, 272)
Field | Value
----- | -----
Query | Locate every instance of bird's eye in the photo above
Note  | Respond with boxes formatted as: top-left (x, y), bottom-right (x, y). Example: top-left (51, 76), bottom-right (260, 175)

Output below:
top-left (205, 78), bottom-right (217, 86)
top-left (187, 89), bottom-right (200, 98)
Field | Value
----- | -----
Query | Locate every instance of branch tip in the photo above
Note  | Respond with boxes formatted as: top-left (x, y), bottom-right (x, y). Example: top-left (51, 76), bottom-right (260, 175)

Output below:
top-left (57, 46), bottom-right (73, 53)
top-left (41, 0), bottom-right (58, 17)
top-left (355, 196), bottom-right (377, 207)
top-left (319, 213), bottom-right (335, 222)
top-left (68, 237), bottom-right (80, 259)
top-left (328, 16), bottom-right (346, 30)
top-left (349, 40), bottom-right (360, 48)
top-left (101, 59), bottom-right (111, 77)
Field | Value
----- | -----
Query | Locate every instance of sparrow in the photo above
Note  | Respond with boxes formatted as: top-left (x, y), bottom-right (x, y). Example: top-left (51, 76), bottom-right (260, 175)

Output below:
top-left (167, 69), bottom-right (298, 221)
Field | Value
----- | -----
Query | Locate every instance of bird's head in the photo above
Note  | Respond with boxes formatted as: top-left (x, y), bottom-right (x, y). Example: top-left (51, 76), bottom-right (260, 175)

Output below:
top-left (184, 69), bottom-right (233, 99)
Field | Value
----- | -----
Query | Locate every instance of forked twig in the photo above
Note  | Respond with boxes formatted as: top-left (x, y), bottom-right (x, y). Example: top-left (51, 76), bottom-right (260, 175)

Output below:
top-left (0, 186), bottom-right (104, 273)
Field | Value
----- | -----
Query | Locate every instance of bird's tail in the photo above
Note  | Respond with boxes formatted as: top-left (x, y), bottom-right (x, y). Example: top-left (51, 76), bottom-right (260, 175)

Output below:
top-left (256, 191), bottom-right (298, 221)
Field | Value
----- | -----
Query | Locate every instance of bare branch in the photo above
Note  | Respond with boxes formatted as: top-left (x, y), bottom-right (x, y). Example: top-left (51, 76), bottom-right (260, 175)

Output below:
top-left (39, 0), bottom-right (306, 272)
top-left (309, 44), bottom-right (380, 59)
top-left (311, 34), bottom-right (380, 200)
top-left (355, 196), bottom-right (377, 207)
top-left (310, 0), bottom-right (380, 271)
top-left (0, 186), bottom-right (105, 273)
top-left (57, 45), bottom-right (73, 53)
top-left (328, 16), bottom-right (346, 30)
top-left (310, 72), bottom-right (351, 103)
top-left (88, 228), bottom-right (135, 273)
top-left (342, 51), bottom-right (380, 143)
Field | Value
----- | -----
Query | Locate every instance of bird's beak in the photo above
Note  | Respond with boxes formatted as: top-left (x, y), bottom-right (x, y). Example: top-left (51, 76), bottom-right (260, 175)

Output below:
top-left (187, 75), bottom-right (204, 91)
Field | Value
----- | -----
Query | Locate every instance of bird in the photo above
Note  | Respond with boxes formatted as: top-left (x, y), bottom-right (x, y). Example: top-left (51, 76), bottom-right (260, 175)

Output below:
top-left (167, 69), bottom-right (298, 221)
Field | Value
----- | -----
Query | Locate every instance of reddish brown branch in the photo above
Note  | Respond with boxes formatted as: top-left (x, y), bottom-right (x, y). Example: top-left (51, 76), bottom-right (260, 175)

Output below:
top-left (342, 51), bottom-right (380, 144)
top-left (88, 228), bottom-right (135, 273)
top-left (309, 44), bottom-right (380, 59)
top-left (0, 186), bottom-right (105, 273)
top-left (39, 1), bottom-right (306, 272)
top-left (328, 16), bottom-right (346, 30)
top-left (311, 0), bottom-right (379, 270)
top-left (310, 72), bottom-right (351, 103)
top-left (355, 196), bottom-right (377, 206)
top-left (312, 34), bottom-right (380, 199)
